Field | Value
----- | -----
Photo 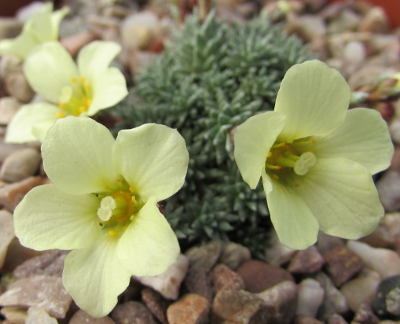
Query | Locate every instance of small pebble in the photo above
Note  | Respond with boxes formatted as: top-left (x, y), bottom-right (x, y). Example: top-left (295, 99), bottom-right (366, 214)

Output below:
top-left (132, 254), bottom-right (188, 300)
top-left (167, 293), bottom-right (210, 324)
top-left (141, 288), bottom-right (170, 324)
top-left (353, 302), bottom-right (380, 324)
top-left (372, 275), bottom-right (400, 317)
top-left (347, 241), bottom-right (400, 279)
top-left (5, 72), bottom-right (34, 103)
top-left (0, 148), bottom-right (41, 183)
top-left (185, 242), bottom-right (221, 272)
top-left (296, 279), bottom-right (324, 318)
top-left (218, 241), bottom-right (251, 270)
top-left (25, 307), bottom-right (58, 324)
top-left (288, 246), bottom-right (324, 274)
top-left (211, 263), bottom-right (245, 293)
top-left (0, 210), bottom-right (15, 269)
top-left (0, 97), bottom-right (22, 125)
top-left (111, 301), bottom-right (157, 324)
top-left (237, 260), bottom-right (294, 293)
top-left (69, 309), bottom-right (116, 324)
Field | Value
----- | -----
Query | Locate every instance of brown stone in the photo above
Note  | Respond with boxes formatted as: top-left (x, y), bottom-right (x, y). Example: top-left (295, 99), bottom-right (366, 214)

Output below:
top-left (5, 72), bottom-right (34, 103)
top-left (111, 301), bottom-right (157, 324)
top-left (211, 263), bottom-right (245, 293)
top-left (69, 309), bottom-right (116, 324)
top-left (0, 275), bottom-right (72, 318)
top-left (212, 289), bottom-right (273, 324)
top-left (1, 238), bottom-right (43, 272)
top-left (0, 306), bottom-right (27, 324)
top-left (353, 302), bottom-right (379, 324)
top-left (218, 242), bottom-right (251, 270)
top-left (26, 307), bottom-right (58, 324)
top-left (167, 293), bottom-right (210, 324)
top-left (237, 260), bottom-right (294, 293)
top-left (293, 315), bottom-right (325, 324)
top-left (323, 246), bottom-right (364, 287)
top-left (288, 246), bottom-right (324, 274)
top-left (141, 288), bottom-right (170, 324)
top-left (184, 266), bottom-right (214, 302)
top-left (185, 242), bottom-right (221, 272)
top-left (0, 148), bottom-right (41, 183)
top-left (327, 313), bottom-right (348, 324)
top-left (0, 176), bottom-right (44, 211)
top-left (257, 281), bottom-right (298, 324)
top-left (60, 31), bottom-right (96, 57)
top-left (0, 97), bottom-right (22, 125)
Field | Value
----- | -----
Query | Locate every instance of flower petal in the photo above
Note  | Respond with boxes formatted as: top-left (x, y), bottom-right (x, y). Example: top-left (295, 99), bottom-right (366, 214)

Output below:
top-left (24, 3), bottom-right (55, 43)
top-left (23, 41), bottom-right (79, 103)
top-left (42, 116), bottom-right (118, 195)
top-left (114, 124), bottom-right (189, 201)
top-left (306, 108), bottom-right (393, 175)
top-left (49, 6), bottom-right (69, 40)
top-left (117, 197), bottom-right (180, 276)
top-left (296, 157), bottom-right (384, 239)
top-left (5, 102), bottom-right (59, 143)
top-left (78, 41), bottom-right (121, 78)
top-left (262, 171), bottom-right (319, 250)
top-left (275, 60), bottom-right (350, 141)
top-left (13, 184), bottom-right (100, 250)
top-left (63, 233), bottom-right (131, 318)
top-left (234, 111), bottom-right (286, 189)
top-left (86, 67), bottom-right (128, 116)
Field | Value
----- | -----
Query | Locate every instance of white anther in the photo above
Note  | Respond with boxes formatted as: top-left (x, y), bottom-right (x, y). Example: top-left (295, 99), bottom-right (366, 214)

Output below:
top-left (59, 86), bottom-right (73, 103)
top-left (294, 152), bottom-right (316, 176)
top-left (97, 196), bottom-right (116, 221)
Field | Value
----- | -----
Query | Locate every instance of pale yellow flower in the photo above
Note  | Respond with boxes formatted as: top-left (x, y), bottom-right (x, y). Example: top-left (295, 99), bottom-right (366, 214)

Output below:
top-left (13, 116), bottom-right (189, 317)
top-left (234, 60), bottom-right (393, 249)
top-left (0, 3), bottom-right (68, 59)
top-left (6, 41), bottom-right (128, 143)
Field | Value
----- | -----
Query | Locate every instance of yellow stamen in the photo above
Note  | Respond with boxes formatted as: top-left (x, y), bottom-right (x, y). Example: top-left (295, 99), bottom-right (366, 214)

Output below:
top-left (84, 82), bottom-right (91, 90)
top-left (79, 76), bottom-right (85, 83)
top-left (129, 187), bottom-right (134, 193)
top-left (131, 196), bottom-right (136, 203)
top-left (123, 226), bottom-right (127, 231)
top-left (312, 139), bottom-right (316, 144)
top-left (271, 142), bottom-right (286, 149)
top-left (71, 77), bottom-right (77, 83)
top-left (266, 163), bottom-right (281, 170)
top-left (59, 103), bottom-right (65, 109)
top-left (267, 152), bottom-right (272, 158)
top-left (108, 230), bottom-right (117, 236)
top-left (56, 112), bottom-right (64, 119)
top-left (79, 106), bottom-right (86, 113)
top-left (116, 179), bottom-right (121, 182)
top-left (273, 174), bottom-right (279, 180)
top-left (294, 183), bottom-right (300, 187)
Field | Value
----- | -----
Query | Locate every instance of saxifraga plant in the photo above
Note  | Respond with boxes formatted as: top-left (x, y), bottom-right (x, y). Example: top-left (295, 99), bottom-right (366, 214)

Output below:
top-left (111, 11), bottom-right (314, 258)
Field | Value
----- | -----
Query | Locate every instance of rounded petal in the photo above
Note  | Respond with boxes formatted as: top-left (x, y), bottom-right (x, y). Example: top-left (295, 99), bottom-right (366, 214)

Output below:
top-left (262, 171), bottom-right (319, 250)
top-left (5, 102), bottom-right (59, 143)
top-left (86, 67), bottom-right (128, 116)
top-left (275, 60), bottom-right (350, 141)
top-left (42, 116), bottom-right (118, 195)
top-left (23, 41), bottom-right (79, 103)
top-left (63, 233), bottom-right (131, 318)
top-left (307, 108), bottom-right (393, 175)
top-left (114, 124), bottom-right (189, 201)
top-left (296, 157), bottom-right (384, 239)
top-left (13, 184), bottom-right (100, 251)
top-left (117, 197), bottom-right (180, 276)
top-left (78, 41), bottom-right (121, 78)
top-left (234, 111), bottom-right (286, 189)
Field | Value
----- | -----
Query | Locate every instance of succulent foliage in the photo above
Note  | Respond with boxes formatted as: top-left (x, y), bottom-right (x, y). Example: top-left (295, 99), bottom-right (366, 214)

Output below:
top-left (111, 11), bottom-right (313, 258)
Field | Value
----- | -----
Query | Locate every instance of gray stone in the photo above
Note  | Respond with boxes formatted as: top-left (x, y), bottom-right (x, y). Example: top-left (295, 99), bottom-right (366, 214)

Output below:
top-left (327, 313), bottom-right (348, 324)
top-left (5, 72), bottom-right (34, 103)
top-left (218, 241), bottom-right (251, 270)
top-left (296, 279), bottom-right (324, 318)
top-left (0, 97), bottom-right (22, 125)
top-left (0, 210), bottom-right (15, 269)
top-left (185, 242), bottom-right (221, 272)
top-left (0, 18), bottom-right (23, 39)
top-left (0, 275), bottom-right (72, 318)
top-left (184, 265), bottom-right (214, 302)
top-left (0, 148), bottom-right (41, 183)
top-left (265, 231), bottom-right (296, 266)
top-left (377, 171), bottom-right (400, 212)
top-left (13, 249), bottom-right (67, 279)
top-left (111, 301), bottom-right (157, 324)
top-left (314, 272), bottom-right (349, 321)
top-left (353, 302), bottom-right (380, 324)
top-left (167, 293), bottom-right (210, 324)
top-left (133, 254), bottom-right (188, 300)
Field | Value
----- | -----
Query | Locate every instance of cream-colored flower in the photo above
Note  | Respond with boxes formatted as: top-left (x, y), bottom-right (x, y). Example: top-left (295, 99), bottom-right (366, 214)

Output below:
top-left (13, 116), bottom-right (189, 317)
top-left (0, 3), bottom-right (68, 59)
top-left (6, 41), bottom-right (128, 143)
top-left (234, 60), bottom-right (393, 250)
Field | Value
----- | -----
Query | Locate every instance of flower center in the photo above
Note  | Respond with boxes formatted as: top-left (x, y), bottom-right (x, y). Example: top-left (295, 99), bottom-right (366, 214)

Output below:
top-left (96, 177), bottom-right (140, 237)
top-left (266, 139), bottom-right (317, 178)
top-left (57, 76), bottom-right (93, 118)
